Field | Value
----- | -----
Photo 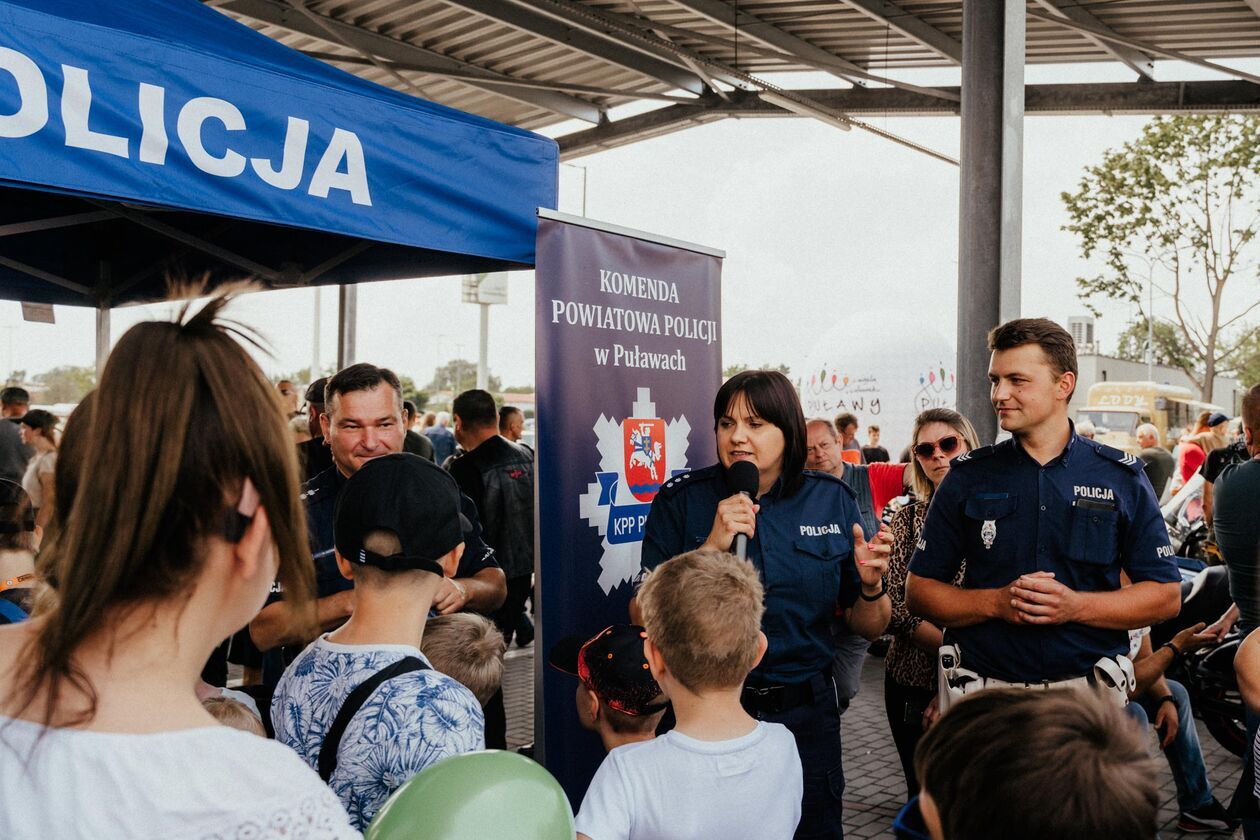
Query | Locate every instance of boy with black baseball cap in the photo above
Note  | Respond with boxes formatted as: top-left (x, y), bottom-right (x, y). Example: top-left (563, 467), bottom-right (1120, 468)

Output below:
top-left (271, 453), bottom-right (484, 830)
top-left (549, 624), bottom-right (668, 754)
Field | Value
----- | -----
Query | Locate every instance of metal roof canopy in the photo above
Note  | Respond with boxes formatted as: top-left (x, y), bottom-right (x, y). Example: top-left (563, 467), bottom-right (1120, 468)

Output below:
top-left (211, 0), bottom-right (1260, 158)
top-left (219, 0), bottom-right (1260, 441)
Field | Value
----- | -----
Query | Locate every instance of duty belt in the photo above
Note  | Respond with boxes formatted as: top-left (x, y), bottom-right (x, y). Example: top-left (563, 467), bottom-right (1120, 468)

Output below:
top-left (741, 674), bottom-right (822, 715)
top-left (936, 644), bottom-right (1135, 714)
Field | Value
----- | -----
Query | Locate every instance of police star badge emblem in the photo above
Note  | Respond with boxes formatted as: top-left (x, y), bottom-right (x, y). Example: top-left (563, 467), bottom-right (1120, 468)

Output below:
top-left (981, 519), bottom-right (997, 550)
top-left (578, 387), bottom-right (692, 594)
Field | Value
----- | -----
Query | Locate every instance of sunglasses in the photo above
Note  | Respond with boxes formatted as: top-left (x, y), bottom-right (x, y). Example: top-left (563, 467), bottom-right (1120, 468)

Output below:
top-left (913, 436), bottom-right (961, 459)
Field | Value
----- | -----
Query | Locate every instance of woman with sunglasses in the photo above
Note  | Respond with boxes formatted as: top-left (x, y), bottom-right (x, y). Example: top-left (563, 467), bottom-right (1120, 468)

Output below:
top-left (637, 370), bottom-right (891, 840)
top-left (883, 408), bottom-right (980, 798)
top-left (0, 292), bottom-right (359, 838)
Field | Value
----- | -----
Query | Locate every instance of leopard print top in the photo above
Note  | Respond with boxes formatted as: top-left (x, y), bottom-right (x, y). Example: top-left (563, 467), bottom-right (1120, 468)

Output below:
top-left (885, 501), bottom-right (965, 691)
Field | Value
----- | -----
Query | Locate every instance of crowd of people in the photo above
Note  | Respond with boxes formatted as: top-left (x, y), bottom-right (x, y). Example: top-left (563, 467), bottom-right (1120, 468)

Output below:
top-left (0, 291), bottom-right (1258, 840)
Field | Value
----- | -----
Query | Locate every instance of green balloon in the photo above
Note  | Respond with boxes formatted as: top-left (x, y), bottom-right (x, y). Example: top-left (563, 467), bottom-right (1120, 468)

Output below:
top-left (365, 750), bottom-right (575, 840)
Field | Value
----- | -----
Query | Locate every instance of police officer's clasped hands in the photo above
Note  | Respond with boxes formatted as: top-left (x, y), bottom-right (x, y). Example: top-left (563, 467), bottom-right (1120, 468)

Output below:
top-left (1005, 570), bottom-right (1078, 625)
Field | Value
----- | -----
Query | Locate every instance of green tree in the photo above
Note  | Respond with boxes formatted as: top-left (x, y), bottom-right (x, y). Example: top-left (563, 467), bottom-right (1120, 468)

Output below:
top-left (1062, 115), bottom-right (1260, 401)
top-left (1230, 327), bottom-right (1260, 387)
top-left (723, 362), bottom-right (790, 379)
top-left (273, 366), bottom-right (335, 385)
top-left (1114, 317), bottom-right (1197, 370)
top-left (5, 370), bottom-right (25, 387)
top-left (426, 359), bottom-right (500, 394)
top-left (34, 365), bottom-right (96, 403)
top-left (501, 384), bottom-right (534, 394)
top-left (397, 375), bottom-right (429, 411)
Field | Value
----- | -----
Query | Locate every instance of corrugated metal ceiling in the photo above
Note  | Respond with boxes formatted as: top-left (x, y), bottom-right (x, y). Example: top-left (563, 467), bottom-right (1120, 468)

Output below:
top-left (209, 0), bottom-right (1260, 132)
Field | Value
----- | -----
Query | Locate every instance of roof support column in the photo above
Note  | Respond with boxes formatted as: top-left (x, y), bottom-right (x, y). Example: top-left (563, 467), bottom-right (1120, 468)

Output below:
top-left (337, 284), bottom-right (357, 370)
top-left (957, 0), bottom-right (1024, 445)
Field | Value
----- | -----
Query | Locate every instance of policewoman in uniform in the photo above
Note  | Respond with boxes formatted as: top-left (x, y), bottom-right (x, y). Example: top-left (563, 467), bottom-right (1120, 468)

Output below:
top-left (636, 370), bottom-right (891, 840)
top-left (907, 319), bottom-right (1181, 706)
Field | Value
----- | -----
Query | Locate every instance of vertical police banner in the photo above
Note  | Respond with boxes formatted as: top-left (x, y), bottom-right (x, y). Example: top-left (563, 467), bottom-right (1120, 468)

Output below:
top-left (534, 210), bottom-right (723, 804)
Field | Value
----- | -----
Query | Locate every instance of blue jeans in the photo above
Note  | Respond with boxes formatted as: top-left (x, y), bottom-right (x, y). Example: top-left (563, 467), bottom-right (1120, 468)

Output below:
top-left (831, 626), bottom-right (870, 713)
top-left (1127, 680), bottom-right (1213, 812)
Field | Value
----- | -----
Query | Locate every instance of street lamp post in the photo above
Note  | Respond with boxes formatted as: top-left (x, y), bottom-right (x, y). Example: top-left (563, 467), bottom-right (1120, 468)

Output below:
top-left (1146, 264), bottom-right (1155, 382)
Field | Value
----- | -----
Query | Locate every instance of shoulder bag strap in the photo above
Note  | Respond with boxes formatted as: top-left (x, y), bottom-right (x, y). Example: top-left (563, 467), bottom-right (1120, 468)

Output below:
top-left (317, 655), bottom-right (428, 781)
top-left (0, 597), bottom-right (27, 624)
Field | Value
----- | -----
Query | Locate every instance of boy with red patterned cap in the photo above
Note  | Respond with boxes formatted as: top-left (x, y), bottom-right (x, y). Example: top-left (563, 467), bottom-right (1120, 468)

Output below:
top-left (549, 623), bottom-right (668, 754)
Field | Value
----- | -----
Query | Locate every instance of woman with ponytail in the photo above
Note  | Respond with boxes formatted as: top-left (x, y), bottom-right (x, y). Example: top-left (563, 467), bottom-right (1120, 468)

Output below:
top-left (0, 290), bottom-right (359, 838)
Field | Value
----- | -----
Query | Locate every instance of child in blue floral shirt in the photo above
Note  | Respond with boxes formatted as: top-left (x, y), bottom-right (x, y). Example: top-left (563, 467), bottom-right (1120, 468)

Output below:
top-left (272, 454), bottom-right (484, 829)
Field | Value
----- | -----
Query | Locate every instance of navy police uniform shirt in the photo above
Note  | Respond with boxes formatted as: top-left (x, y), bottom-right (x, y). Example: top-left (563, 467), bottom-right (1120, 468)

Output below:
top-left (260, 465), bottom-right (501, 687)
top-left (298, 465), bottom-right (353, 599)
top-left (642, 464), bottom-right (865, 684)
top-left (296, 465), bottom-right (500, 598)
top-left (908, 430), bottom-right (1179, 683)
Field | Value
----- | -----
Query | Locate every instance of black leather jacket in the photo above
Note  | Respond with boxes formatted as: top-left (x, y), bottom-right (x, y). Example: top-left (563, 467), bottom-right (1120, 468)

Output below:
top-left (448, 436), bottom-right (535, 579)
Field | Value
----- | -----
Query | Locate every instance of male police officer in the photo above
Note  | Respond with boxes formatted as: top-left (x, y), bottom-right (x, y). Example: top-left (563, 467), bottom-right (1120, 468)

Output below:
top-left (907, 318), bottom-right (1180, 703)
top-left (250, 366), bottom-right (507, 695)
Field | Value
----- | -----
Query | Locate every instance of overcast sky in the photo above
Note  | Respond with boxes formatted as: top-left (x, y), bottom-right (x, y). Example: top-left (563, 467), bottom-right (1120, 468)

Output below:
top-left (6, 58), bottom-right (1259, 391)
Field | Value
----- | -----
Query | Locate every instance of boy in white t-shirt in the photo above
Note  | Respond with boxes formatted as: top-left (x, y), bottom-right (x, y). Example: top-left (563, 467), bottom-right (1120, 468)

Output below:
top-left (576, 549), bottom-right (802, 840)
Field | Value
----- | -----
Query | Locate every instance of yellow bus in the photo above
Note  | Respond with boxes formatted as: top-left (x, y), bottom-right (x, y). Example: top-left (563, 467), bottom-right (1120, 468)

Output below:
top-left (1076, 381), bottom-right (1224, 452)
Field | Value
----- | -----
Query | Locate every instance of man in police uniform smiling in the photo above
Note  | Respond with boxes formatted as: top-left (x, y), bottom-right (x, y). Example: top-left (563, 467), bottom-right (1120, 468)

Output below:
top-left (907, 318), bottom-right (1181, 701)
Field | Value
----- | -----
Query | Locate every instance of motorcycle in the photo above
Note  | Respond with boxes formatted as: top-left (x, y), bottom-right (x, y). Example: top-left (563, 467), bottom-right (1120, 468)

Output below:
top-left (1151, 564), bottom-right (1248, 757)
top-left (1162, 473), bottom-right (1219, 566)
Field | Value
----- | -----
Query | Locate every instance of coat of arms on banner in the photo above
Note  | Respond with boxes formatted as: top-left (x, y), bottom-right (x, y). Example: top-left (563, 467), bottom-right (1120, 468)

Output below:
top-left (579, 387), bottom-right (691, 594)
top-left (624, 419), bottom-right (666, 501)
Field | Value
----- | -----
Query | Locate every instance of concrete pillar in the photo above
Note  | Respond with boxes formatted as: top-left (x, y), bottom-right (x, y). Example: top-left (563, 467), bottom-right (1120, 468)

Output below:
top-left (957, 0), bottom-right (1024, 444)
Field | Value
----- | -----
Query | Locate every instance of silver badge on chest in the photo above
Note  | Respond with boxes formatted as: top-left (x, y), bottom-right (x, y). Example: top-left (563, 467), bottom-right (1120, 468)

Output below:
top-left (981, 519), bottom-right (997, 549)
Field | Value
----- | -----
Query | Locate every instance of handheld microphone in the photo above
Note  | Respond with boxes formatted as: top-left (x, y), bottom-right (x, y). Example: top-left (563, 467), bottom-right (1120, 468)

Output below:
top-left (725, 460), bottom-right (760, 561)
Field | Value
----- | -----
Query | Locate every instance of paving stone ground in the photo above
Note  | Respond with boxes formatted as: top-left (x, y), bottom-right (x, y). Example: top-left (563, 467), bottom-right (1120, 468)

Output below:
top-left (502, 644), bottom-right (1247, 838)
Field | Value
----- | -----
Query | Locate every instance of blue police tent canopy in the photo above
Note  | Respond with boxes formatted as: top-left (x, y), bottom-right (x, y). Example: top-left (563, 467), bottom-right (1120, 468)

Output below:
top-left (0, 0), bottom-right (558, 306)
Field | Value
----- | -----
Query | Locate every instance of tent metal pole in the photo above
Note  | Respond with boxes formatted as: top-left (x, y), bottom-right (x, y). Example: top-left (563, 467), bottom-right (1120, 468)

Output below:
top-left (336, 284), bottom-right (356, 370)
top-left (312, 286), bottom-right (322, 382)
top-left (0, 256), bottom-right (92, 296)
top-left (957, 0), bottom-right (1024, 445)
top-left (96, 261), bottom-right (112, 374)
top-left (95, 307), bottom-right (111, 373)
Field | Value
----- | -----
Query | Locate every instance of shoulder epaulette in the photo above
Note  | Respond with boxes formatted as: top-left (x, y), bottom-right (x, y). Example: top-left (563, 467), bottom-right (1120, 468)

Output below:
top-left (658, 465), bottom-right (711, 496)
top-left (1093, 441), bottom-right (1144, 472)
top-left (300, 467), bottom-right (336, 501)
top-left (951, 443), bottom-right (996, 466)
top-left (805, 468), bottom-right (858, 499)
